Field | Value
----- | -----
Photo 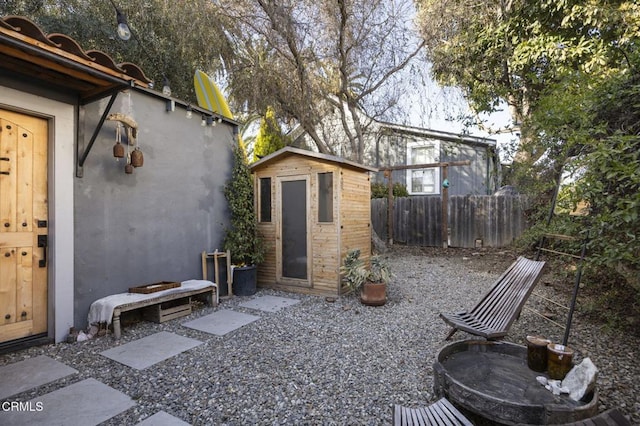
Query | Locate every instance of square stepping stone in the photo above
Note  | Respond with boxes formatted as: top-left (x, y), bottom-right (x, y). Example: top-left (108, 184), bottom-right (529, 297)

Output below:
top-left (100, 331), bottom-right (202, 370)
top-left (136, 411), bottom-right (191, 425)
top-left (0, 355), bottom-right (77, 400)
top-left (239, 295), bottom-right (301, 313)
top-left (182, 309), bottom-right (259, 336)
top-left (0, 378), bottom-right (134, 426)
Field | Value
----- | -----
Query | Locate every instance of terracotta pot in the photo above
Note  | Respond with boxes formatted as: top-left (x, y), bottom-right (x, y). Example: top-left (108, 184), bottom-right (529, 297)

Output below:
top-left (360, 281), bottom-right (386, 306)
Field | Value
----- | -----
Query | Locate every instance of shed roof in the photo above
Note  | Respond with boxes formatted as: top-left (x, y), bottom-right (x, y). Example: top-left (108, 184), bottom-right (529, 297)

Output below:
top-left (0, 15), bottom-right (151, 103)
top-left (250, 146), bottom-right (378, 173)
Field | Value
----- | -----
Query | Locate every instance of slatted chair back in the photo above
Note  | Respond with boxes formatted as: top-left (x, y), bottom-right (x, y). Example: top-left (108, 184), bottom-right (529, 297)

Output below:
top-left (393, 398), bottom-right (473, 426)
top-left (440, 256), bottom-right (546, 339)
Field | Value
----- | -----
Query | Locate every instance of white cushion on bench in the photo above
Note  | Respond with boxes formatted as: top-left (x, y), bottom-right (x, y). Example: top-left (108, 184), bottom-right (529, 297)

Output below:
top-left (87, 280), bottom-right (216, 325)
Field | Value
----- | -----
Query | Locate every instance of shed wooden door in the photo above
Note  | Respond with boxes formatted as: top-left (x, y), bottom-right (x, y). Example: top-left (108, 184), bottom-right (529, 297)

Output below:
top-left (0, 109), bottom-right (48, 343)
top-left (277, 176), bottom-right (311, 287)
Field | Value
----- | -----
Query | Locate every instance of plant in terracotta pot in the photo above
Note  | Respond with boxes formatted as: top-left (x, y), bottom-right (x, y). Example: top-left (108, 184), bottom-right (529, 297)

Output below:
top-left (223, 142), bottom-right (265, 296)
top-left (340, 249), bottom-right (390, 306)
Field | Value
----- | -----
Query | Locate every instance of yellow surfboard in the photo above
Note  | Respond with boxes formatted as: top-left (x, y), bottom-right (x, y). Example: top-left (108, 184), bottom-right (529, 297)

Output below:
top-left (194, 69), bottom-right (233, 119)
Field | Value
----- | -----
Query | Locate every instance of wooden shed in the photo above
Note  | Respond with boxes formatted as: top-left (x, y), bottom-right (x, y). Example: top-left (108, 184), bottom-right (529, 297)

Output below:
top-left (250, 147), bottom-right (377, 296)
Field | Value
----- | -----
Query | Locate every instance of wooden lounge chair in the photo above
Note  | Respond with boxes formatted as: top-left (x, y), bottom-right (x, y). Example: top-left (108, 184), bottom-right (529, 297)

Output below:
top-left (393, 398), bottom-right (473, 426)
top-left (440, 256), bottom-right (546, 340)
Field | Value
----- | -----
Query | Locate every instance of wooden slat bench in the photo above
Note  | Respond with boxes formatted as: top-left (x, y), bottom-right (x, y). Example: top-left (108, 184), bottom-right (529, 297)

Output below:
top-left (87, 280), bottom-right (217, 339)
top-left (440, 256), bottom-right (546, 340)
top-left (393, 398), bottom-right (473, 426)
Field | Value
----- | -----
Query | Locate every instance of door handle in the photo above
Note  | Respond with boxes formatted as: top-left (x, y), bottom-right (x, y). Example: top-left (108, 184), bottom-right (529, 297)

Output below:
top-left (38, 235), bottom-right (48, 267)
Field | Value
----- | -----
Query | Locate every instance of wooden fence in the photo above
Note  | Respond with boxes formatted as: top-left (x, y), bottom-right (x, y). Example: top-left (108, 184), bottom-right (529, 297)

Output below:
top-left (371, 194), bottom-right (529, 248)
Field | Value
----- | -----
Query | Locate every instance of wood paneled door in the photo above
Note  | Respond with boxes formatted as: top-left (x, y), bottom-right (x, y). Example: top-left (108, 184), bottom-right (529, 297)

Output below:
top-left (0, 109), bottom-right (48, 343)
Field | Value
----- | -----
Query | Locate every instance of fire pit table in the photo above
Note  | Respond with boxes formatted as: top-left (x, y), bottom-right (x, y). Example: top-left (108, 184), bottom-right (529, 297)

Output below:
top-left (433, 340), bottom-right (598, 425)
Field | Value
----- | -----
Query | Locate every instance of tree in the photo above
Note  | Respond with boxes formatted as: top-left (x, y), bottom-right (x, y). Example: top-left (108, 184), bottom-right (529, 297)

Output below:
top-left (218, 0), bottom-right (426, 163)
top-left (223, 141), bottom-right (264, 266)
top-left (0, 0), bottom-right (234, 101)
top-left (414, 0), bottom-right (639, 160)
top-left (531, 66), bottom-right (640, 297)
top-left (415, 0), bottom-right (640, 303)
top-left (252, 106), bottom-right (290, 162)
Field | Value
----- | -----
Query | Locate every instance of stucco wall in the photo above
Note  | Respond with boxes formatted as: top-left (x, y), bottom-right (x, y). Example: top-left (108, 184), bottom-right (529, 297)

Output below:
top-left (74, 90), bottom-right (232, 327)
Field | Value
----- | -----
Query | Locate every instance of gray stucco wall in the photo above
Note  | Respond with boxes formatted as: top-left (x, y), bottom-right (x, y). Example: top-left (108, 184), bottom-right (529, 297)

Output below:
top-left (74, 90), bottom-right (232, 327)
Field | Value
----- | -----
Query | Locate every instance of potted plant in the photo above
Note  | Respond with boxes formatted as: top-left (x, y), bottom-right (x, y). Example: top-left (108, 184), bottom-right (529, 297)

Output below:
top-left (223, 142), bottom-right (265, 296)
top-left (340, 249), bottom-right (390, 306)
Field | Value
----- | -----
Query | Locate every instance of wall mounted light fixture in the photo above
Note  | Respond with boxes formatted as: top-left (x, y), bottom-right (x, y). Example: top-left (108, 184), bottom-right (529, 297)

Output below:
top-left (185, 104), bottom-right (193, 119)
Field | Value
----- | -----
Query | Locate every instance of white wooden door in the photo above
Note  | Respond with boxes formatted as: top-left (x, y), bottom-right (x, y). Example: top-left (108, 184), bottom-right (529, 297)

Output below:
top-left (0, 109), bottom-right (48, 343)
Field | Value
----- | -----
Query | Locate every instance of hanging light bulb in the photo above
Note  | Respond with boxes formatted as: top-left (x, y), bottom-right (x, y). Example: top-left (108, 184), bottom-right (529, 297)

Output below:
top-left (185, 105), bottom-right (193, 119)
top-left (162, 77), bottom-right (171, 97)
top-left (201, 115), bottom-right (207, 127)
top-left (115, 9), bottom-right (131, 41)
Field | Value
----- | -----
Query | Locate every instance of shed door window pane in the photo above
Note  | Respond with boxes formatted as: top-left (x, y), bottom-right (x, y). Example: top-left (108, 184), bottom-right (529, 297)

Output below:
top-left (411, 169), bottom-right (436, 194)
top-left (318, 172), bottom-right (333, 222)
top-left (259, 177), bottom-right (271, 222)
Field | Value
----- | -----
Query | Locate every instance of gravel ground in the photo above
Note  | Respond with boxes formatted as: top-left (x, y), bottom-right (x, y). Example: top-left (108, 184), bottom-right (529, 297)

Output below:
top-left (1, 246), bottom-right (638, 425)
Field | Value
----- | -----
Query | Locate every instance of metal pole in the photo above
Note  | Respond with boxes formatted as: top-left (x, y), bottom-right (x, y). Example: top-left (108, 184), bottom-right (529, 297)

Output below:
top-left (562, 231), bottom-right (588, 345)
top-left (441, 165), bottom-right (449, 248)
top-left (385, 169), bottom-right (394, 245)
top-left (537, 170), bottom-right (565, 260)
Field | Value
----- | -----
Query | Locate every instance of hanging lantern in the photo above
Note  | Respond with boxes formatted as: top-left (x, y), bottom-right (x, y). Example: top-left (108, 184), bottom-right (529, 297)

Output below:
top-left (131, 147), bottom-right (144, 168)
top-left (113, 124), bottom-right (124, 159)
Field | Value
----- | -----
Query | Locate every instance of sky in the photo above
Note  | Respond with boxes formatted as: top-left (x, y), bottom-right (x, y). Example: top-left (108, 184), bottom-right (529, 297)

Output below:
top-left (395, 68), bottom-right (520, 164)
top-left (396, 2), bottom-right (520, 164)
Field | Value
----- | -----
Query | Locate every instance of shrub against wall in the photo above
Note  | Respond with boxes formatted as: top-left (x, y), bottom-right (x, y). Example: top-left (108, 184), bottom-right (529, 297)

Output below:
top-left (371, 182), bottom-right (409, 199)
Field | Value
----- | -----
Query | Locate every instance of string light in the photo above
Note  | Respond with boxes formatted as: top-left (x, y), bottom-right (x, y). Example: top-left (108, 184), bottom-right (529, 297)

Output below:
top-left (162, 76), bottom-right (171, 97)
top-left (109, 0), bottom-right (131, 41)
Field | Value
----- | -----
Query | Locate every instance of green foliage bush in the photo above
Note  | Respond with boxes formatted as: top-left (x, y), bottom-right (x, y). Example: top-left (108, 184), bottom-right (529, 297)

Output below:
top-left (223, 142), bottom-right (264, 266)
top-left (252, 106), bottom-right (290, 162)
top-left (371, 182), bottom-right (409, 199)
top-left (339, 249), bottom-right (390, 292)
top-left (524, 65), bottom-right (640, 318)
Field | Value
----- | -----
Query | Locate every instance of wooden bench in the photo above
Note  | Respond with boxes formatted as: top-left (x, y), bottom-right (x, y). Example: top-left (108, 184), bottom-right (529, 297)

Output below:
top-left (393, 398), bottom-right (473, 426)
top-left (88, 280), bottom-right (217, 339)
top-left (440, 256), bottom-right (546, 340)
